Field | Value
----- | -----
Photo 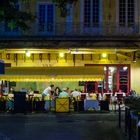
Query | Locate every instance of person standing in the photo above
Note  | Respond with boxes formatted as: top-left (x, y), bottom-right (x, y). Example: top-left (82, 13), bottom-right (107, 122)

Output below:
top-left (42, 84), bottom-right (55, 111)
top-left (42, 84), bottom-right (54, 98)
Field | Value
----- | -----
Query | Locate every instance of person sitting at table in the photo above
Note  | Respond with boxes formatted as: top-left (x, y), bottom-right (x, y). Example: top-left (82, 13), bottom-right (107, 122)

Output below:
top-left (88, 91), bottom-right (97, 100)
top-left (59, 88), bottom-right (69, 98)
top-left (6, 93), bottom-right (14, 113)
top-left (54, 87), bottom-right (61, 97)
top-left (28, 87), bottom-right (34, 95)
top-left (27, 87), bottom-right (34, 101)
top-left (71, 89), bottom-right (81, 100)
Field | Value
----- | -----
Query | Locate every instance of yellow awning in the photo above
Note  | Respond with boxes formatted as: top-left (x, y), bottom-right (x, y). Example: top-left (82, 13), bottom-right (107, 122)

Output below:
top-left (0, 75), bottom-right (104, 82)
top-left (0, 66), bottom-right (105, 82)
top-left (5, 66), bottom-right (104, 75)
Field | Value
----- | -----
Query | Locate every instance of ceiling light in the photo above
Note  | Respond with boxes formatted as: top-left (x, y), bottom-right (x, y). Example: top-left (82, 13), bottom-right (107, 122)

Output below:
top-left (26, 50), bottom-right (31, 57)
top-left (102, 53), bottom-right (107, 58)
top-left (59, 52), bottom-right (64, 58)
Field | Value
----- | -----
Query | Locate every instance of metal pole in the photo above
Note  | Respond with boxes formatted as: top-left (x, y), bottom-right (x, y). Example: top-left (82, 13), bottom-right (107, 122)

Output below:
top-left (128, 109), bottom-right (131, 140)
top-left (119, 103), bottom-right (121, 128)
top-left (138, 117), bottom-right (140, 140)
top-left (125, 107), bottom-right (128, 133)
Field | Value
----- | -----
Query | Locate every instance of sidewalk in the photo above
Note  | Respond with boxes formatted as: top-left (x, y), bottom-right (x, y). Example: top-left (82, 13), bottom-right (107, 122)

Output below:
top-left (0, 112), bottom-right (127, 140)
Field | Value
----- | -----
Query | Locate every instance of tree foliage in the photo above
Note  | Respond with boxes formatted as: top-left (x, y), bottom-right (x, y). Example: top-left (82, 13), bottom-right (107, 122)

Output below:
top-left (0, 0), bottom-right (78, 31)
top-left (0, 0), bottom-right (35, 31)
top-left (52, 0), bottom-right (78, 17)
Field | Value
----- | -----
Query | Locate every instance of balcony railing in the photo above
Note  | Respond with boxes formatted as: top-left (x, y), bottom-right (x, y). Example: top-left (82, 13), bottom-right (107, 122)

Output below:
top-left (0, 22), bottom-right (139, 38)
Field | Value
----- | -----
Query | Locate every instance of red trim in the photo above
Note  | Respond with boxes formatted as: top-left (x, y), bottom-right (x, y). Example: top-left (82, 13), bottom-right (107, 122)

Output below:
top-left (127, 65), bottom-right (130, 95)
top-left (85, 64), bottom-right (130, 94)
top-left (95, 81), bottom-right (98, 92)
top-left (106, 66), bottom-right (108, 92)
top-left (116, 66), bottom-right (120, 92)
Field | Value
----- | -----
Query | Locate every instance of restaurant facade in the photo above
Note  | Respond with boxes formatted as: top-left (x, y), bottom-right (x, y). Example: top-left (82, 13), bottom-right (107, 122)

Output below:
top-left (0, 0), bottom-right (140, 95)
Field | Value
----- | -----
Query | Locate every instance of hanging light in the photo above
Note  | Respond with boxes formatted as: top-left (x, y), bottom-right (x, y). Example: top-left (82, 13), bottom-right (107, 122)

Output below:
top-left (26, 50), bottom-right (31, 57)
top-left (59, 52), bottom-right (64, 58)
top-left (102, 53), bottom-right (107, 58)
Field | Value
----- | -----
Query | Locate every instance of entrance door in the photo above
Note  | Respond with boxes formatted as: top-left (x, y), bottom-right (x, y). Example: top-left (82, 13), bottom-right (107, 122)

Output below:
top-left (104, 65), bottom-right (130, 94)
top-left (86, 81), bottom-right (97, 93)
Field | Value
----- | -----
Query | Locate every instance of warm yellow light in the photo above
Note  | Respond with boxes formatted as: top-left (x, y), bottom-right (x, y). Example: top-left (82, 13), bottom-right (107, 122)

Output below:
top-left (26, 51), bottom-right (31, 57)
top-left (102, 53), bottom-right (107, 58)
top-left (59, 52), bottom-right (64, 58)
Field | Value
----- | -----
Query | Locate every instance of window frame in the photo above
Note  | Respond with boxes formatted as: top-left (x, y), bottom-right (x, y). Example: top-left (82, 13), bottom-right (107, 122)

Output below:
top-left (80, 0), bottom-right (102, 34)
top-left (37, 2), bottom-right (55, 35)
top-left (117, 0), bottom-right (136, 27)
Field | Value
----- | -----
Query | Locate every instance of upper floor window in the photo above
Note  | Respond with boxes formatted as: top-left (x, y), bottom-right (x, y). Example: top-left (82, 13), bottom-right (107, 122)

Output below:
top-left (119, 0), bottom-right (135, 27)
top-left (84, 0), bottom-right (100, 28)
top-left (38, 3), bottom-right (54, 32)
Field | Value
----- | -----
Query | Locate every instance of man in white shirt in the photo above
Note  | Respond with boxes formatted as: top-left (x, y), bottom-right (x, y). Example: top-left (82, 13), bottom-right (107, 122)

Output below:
top-left (42, 84), bottom-right (54, 97)
top-left (42, 84), bottom-right (54, 111)
top-left (71, 89), bottom-right (81, 98)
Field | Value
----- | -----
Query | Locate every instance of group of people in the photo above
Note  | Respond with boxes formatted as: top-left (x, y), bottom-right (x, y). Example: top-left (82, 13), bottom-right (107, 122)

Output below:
top-left (2, 84), bottom-right (132, 112)
top-left (41, 84), bottom-right (98, 101)
top-left (41, 84), bottom-right (99, 111)
top-left (42, 84), bottom-right (80, 99)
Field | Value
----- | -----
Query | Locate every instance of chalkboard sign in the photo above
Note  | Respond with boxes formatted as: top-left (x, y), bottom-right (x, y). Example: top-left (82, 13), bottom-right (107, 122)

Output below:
top-left (79, 81), bottom-right (86, 86)
top-left (14, 91), bottom-right (26, 113)
top-left (10, 82), bottom-right (16, 87)
top-left (0, 61), bottom-right (5, 74)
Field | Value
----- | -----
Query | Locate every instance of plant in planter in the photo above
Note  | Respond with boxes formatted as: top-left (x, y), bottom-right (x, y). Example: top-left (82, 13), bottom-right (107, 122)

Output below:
top-left (124, 96), bottom-right (140, 110)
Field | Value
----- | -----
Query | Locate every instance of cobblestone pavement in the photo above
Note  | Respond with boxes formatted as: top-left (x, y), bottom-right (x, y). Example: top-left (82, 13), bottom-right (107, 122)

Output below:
top-left (0, 112), bottom-right (127, 140)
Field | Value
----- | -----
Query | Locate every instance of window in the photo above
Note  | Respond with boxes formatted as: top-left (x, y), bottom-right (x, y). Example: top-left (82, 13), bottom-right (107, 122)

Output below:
top-left (84, 0), bottom-right (100, 28)
top-left (119, 0), bottom-right (135, 27)
top-left (38, 4), bottom-right (54, 32)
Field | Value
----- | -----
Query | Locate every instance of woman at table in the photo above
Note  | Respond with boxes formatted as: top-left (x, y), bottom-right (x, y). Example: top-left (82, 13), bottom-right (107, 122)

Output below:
top-left (54, 87), bottom-right (61, 98)
top-left (59, 88), bottom-right (69, 98)
top-left (88, 91), bottom-right (97, 100)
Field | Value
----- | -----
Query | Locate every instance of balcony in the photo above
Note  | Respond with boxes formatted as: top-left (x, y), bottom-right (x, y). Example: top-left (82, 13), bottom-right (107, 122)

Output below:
top-left (0, 22), bottom-right (139, 41)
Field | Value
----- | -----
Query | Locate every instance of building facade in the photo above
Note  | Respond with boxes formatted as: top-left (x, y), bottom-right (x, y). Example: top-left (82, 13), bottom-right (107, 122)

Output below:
top-left (0, 0), bottom-right (140, 94)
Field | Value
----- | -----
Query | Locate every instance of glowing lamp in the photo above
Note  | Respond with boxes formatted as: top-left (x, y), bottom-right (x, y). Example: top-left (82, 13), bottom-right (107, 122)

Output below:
top-left (102, 53), bottom-right (107, 58)
top-left (59, 52), bottom-right (64, 58)
top-left (26, 51), bottom-right (31, 57)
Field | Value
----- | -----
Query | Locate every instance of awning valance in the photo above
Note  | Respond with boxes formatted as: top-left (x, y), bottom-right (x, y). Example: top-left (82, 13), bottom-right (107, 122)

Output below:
top-left (0, 66), bottom-right (105, 82)
top-left (0, 75), bottom-right (104, 82)
top-left (5, 66), bottom-right (104, 75)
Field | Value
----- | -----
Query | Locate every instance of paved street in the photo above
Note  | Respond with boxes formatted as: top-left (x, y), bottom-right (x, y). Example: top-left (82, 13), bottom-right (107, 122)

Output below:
top-left (0, 112), bottom-right (127, 140)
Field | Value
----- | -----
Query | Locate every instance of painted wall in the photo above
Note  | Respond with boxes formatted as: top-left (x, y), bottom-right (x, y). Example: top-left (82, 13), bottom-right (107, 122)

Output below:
top-left (131, 60), bottom-right (140, 94)
top-left (15, 81), bottom-right (84, 93)
top-left (15, 0), bottom-right (139, 35)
